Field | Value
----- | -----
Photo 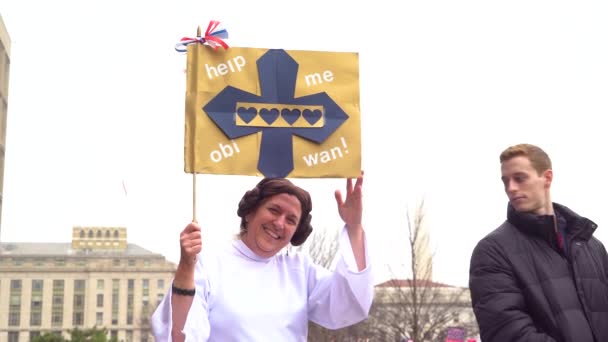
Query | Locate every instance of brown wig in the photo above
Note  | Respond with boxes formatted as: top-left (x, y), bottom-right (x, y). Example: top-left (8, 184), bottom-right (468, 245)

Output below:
top-left (237, 178), bottom-right (313, 246)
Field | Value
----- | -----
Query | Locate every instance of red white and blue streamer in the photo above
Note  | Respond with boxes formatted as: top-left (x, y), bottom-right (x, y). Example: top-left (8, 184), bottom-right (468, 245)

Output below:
top-left (175, 20), bottom-right (229, 52)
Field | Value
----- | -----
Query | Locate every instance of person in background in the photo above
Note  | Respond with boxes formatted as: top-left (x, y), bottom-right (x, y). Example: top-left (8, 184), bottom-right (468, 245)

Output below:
top-left (151, 173), bottom-right (373, 341)
top-left (469, 143), bottom-right (608, 341)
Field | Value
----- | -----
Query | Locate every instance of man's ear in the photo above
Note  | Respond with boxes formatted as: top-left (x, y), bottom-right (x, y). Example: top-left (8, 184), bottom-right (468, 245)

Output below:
top-left (543, 169), bottom-right (553, 188)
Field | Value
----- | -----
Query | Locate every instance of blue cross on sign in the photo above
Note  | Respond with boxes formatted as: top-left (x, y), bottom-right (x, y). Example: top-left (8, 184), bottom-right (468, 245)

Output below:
top-left (203, 49), bottom-right (349, 178)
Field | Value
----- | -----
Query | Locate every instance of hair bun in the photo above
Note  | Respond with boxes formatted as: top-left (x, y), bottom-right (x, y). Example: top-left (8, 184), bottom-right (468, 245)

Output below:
top-left (290, 214), bottom-right (313, 246)
top-left (237, 188), bottom-right (260, 218)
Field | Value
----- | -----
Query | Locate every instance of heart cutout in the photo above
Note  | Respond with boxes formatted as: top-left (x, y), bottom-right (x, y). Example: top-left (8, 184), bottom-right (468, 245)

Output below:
top-left (281, 109), bottom-right (301, 125)
top-left (260, 108), bottom-right (279, 125)
top-left (302, 109), bottom-right (322, 125)
top-left (237, 107), bottom-right (257, 123)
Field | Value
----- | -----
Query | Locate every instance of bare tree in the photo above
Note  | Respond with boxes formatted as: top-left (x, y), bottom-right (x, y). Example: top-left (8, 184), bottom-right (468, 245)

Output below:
top-left (372, 199), bottom-right (479, 342)
top-left (306, 228), bottom-right (339, 269)
top-left (298, 228), bottom-right (374, 341)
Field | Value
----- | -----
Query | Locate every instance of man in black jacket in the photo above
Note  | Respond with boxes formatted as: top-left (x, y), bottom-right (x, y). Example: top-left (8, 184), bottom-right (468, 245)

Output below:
top-left (469, 143), bottom-right (608, 342)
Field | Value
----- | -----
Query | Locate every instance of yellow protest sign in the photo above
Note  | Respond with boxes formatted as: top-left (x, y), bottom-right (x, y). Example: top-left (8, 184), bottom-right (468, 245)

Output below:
top-left (184, 45), bottom-right (361, 178)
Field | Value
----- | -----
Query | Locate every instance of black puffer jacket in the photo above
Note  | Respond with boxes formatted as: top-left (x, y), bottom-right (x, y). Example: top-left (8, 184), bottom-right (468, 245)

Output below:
top-left (469, 203), bottom-right (608, 342)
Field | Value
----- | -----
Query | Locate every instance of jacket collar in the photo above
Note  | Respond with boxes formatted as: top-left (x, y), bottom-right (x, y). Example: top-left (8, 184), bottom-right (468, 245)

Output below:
top-left (507, 202), bottom-right (597, 242)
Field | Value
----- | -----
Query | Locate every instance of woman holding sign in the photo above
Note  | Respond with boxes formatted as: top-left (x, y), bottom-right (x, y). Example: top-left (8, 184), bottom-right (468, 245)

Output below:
top-left (151, 173), bottom-right (373, 341)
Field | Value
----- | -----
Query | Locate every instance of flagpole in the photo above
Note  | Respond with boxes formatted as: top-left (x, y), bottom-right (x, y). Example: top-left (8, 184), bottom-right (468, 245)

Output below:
top-left (122, 178), bottom-right (129, 231)
top-left (191, 25), bottom-right (202, 223)
top-left (192, 172), bottom-right (197, 222)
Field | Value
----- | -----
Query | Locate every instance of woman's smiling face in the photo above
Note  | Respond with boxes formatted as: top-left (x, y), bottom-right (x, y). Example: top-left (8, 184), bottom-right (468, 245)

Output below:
top-left (241, 193), bottom-right (302, 258)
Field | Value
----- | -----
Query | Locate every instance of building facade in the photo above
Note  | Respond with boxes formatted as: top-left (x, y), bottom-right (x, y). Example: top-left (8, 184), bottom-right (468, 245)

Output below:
top-left (0, 227), bottom-right (176, 342)
top-left (0, 14), bottom-right (11, 233)
top-left (372, 279), bottom-right (479, 341)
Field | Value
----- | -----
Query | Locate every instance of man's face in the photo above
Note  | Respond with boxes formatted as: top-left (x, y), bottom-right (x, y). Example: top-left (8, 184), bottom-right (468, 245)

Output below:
top-left (501, 155), bottom-right (552, 215)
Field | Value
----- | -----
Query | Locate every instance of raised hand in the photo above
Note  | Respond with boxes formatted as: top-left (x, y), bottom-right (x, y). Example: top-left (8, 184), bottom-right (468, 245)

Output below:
top-left (334, 171), bottom-right (364, 230)
top-left (334, 171), bottom-right (366, 271)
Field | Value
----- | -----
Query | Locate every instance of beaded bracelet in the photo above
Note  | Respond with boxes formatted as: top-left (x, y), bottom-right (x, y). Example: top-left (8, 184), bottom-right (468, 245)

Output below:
top-left (172, 284), bottom-right (196, 296)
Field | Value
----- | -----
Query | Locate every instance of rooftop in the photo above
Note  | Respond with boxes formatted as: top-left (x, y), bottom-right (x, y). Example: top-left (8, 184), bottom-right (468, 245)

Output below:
top-left (0, 242), bottom-right (160, 257)
top-left (376, 278), bottom-right (459, 288)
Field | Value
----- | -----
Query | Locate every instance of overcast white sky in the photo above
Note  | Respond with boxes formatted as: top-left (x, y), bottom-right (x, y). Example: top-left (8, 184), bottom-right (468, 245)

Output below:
top-left (1, 0), bottom-right (607, 287)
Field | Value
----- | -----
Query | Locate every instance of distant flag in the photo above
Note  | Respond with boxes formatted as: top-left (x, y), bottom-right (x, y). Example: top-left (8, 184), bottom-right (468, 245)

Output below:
top-left (122, 179), bottom-right (128, 197)
top-left (445, 327), bottom-right (466, 342)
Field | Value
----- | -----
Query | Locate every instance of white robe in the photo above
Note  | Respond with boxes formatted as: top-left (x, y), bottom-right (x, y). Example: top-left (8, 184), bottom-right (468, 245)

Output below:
top-left (151, 227), bottom-right (373, 341)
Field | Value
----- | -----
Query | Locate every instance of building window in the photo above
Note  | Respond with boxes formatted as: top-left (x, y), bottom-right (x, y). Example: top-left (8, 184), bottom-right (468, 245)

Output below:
top-left (52, 279), bottom-right (65, 326)
top-left (96, 312), bottom-right (103, 326)
top-left (157, 279), bottom-right (165, 289)
top-left (73, 312), bottom-right (83, 326)
top-left (113, 259), bottom-right (121, 266)
top-left (97, 230), bottom-right (102, 238)
top-left (73, 279), bottom-right (86, 326)
top-left (143, 278), bottom-right (150, 307)
top-left (32, 279), bottom-right (43, 291)
top-left (128, 259), bottom-right (136, 266)
top-left (88, 230), bottom-right (93, 238)
top-left (126, 330), bottom-right (133, 342)
top-left (97, 279), bottom-right (104, 290)
top-left (52, 278), bottom-right (63, 292)
top-left (52, 311), bottom-right (63, 326)
top-left (80, 230), bottom-right (85, 238)
top-left (127, 294), bottom-right (134, 324)
top-left (74, 295), bottom-right (84, 307)
top-left (11, 279), bottom-right (22, 290)
top-left (8, 332), bottom-right (19, 342)
top-left (9, 279), bottom-right (22, 326)
top-left (106, 230), bottom-right (111, 238)
top-left (112, 279), bottom-right (120, 325)
top-left (97, 294), bottom-right (104, 307)
top-left (127, 279), bottom-right (135, 325)
top-left (114, 230), bottom-right (119, 238)
top-left (30, 280), bottom-right (43, 326)
top-left (8, 310), bottom-right (20, 326)
top-left (30, 312), bottom-right (42, 326)
top-left (30, 331), bottom-right (41, 340)
top-left (74, 279), bottom-right (85, 291)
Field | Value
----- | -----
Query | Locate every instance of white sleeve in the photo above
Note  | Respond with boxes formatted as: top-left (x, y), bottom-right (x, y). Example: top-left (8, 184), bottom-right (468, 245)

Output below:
top-left (307, 226), bottom-right (374, 329)
top-left (150, 257), bottom-right (211, 342)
